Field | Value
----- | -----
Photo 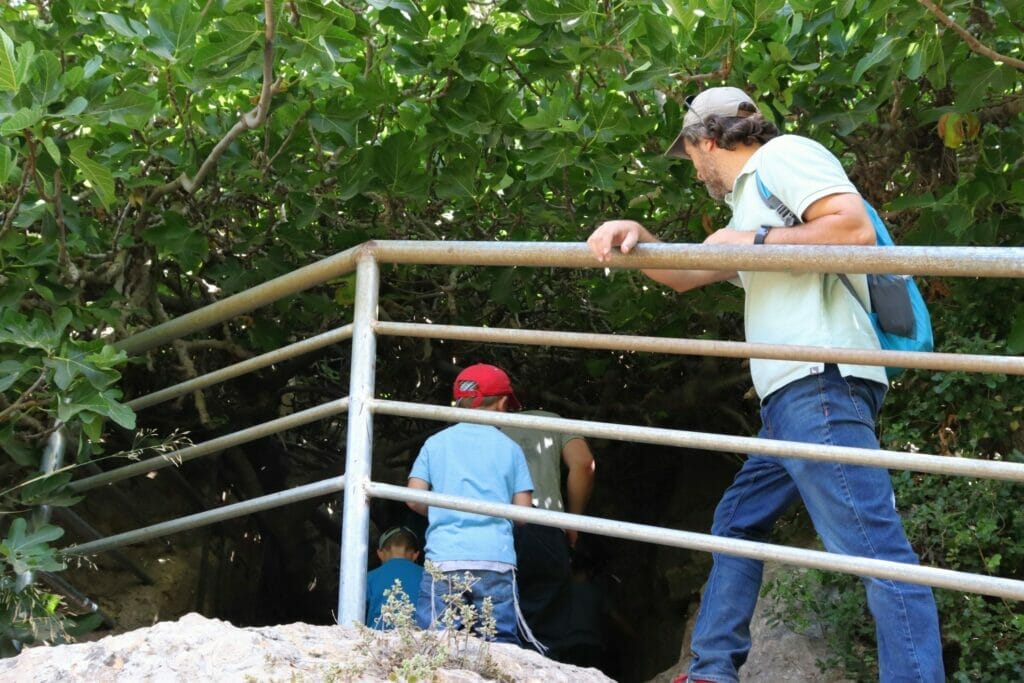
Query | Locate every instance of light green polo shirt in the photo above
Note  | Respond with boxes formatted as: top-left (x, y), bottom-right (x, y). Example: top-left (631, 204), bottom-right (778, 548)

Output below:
top-left (725, 135), bottom-right (888, 400)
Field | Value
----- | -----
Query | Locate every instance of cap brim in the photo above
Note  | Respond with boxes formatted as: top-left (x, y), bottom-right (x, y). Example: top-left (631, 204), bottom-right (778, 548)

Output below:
top-left (664, 131), bottom-right (689, 159)
top-left (507, 393), bottom-right (522, 411)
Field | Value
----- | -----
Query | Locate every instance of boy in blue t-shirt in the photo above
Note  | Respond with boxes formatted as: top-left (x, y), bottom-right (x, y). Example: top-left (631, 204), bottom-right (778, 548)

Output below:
top-left (365, 526), bottom-right (424, 629)
top-left (407, 363), bottom-right (535, 645)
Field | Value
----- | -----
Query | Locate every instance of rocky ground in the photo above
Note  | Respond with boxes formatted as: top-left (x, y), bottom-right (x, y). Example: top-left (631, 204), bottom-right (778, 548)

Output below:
top-left (651, 563), bottom-right (854, 682)
top-left (1, 613), bottom-right (614, 683)
top-left (15, 561), bottom-right (850, 682)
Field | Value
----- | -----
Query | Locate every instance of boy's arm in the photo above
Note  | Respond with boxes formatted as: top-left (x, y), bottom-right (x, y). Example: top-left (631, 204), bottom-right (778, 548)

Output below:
top-left (512, 490), bottom-right (532, 526)
top-left (407, 477), bottom-right (430, 516)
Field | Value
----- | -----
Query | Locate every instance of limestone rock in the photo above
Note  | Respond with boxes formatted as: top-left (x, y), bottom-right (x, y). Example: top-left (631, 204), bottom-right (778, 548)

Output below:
top-left (647, 563), bottom-right (854, 683)
top-left (0, 613), bottom-right (613, 683)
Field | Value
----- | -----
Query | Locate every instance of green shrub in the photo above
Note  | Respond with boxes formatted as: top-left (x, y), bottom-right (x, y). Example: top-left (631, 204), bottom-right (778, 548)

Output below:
top-left (0, 518), bottom-right (101, 655)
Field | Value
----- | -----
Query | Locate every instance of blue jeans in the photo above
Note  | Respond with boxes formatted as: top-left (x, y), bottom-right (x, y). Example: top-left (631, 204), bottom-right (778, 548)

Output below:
top-left (689, 365), bottom-right (943, 683)
top-left (415, 568), bottom-right (521, 645)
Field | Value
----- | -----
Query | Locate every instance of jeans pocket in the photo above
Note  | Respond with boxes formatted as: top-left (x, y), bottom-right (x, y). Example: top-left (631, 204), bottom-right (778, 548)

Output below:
top-left (840, 374), bottom-right (886, 424)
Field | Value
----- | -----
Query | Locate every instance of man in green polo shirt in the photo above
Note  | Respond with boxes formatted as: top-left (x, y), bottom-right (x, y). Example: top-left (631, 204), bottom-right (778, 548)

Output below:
top-left (586, 86), bottom-right (942, 683)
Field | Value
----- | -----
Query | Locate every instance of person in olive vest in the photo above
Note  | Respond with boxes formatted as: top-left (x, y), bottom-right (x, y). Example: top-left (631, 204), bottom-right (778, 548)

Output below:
top-left (501, 407), bottom-right (595, 653)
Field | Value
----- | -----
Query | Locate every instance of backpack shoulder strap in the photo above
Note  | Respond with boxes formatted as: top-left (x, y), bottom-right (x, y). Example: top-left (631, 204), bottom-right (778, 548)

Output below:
top-left (754, 171), bottom-right (870, 312)
top-left (836, 273), bottom-right (869, 312)
top-left (753, 170), bottom-right (799, 227)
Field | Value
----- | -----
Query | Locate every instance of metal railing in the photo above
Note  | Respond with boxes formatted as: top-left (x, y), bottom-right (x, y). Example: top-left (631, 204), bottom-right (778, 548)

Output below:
top-left (56, 241), bottom-right (1024, 628)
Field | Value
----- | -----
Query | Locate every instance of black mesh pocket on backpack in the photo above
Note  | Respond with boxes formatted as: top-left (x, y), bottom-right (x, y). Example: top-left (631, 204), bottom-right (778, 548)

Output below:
top-left (868, 274), bottom-right (915, 337)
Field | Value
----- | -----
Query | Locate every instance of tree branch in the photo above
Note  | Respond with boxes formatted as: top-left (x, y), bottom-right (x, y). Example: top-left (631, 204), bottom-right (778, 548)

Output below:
top-left (180, 338), bottom-right (255, 359)
top-left (670, 52), bottom-right (733, 88)
top-left (918, 0), bottom-right (1024, 72)
top-left (0, 134), bottom-right (36, 238)
top-left (0, 372), bottom-right (47, 424)
top-left (51, 168), bottom-right (81, 285)
top-left (263, 105), bottom-right (310, 174)
top-left (149, 0), bottom-right (282, 201)
top-left (506, 56), bottom-right (543, 99)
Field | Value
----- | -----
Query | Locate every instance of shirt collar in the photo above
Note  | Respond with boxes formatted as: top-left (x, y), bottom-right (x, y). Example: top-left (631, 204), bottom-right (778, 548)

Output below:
top-left (724, 145), bottom-right (767, 207)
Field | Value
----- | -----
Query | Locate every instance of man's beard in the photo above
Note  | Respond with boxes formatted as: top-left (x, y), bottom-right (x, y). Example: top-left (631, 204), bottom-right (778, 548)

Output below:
top-left (703, 177), bottom-right (729, 201)
top-left (699, 159), bottom-right (730, 200)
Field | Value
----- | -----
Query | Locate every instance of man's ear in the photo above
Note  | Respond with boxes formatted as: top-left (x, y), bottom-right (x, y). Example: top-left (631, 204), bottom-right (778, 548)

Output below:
top-left (496, 395), bottom-right (510, 412)
top-left (412, 550), bottom-right (421, 562)
top-left (376, 548), bottom-right (386, 563)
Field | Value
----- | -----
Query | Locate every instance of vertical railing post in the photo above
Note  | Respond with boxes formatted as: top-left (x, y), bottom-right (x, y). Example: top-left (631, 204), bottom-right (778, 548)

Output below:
top-left (15, 426), bottom-right (67, 591)
top-left (13, 425), bottom-right (67, 652)
top-left (337, 253), bottom-right (379, 625)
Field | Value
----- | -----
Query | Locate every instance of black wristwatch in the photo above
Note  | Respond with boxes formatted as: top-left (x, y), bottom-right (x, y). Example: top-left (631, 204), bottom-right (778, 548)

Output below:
top-left (754, 225), bottom-right (772, 245)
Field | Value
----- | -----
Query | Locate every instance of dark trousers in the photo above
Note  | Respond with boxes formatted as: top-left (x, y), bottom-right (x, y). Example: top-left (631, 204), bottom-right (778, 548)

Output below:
top-left (514, 522), bottom-right (572, 648)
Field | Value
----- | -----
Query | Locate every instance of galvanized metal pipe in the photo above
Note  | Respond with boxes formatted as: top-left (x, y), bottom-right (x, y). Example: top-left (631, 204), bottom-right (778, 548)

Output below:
top-left (36, 571), bottom-right (117, 628)
top-left (337, 255), bottom-right (380, 626)
top-left (14, 428), bottom-right (66, 593)
top-left (61, 476), bottom-right (345, 557)
top-left (69, 398), bottom-right (350, 493)
top-left (11, 428), bottom-right (66, 654)
top-left (114, 241), bottom-right (1024, 356)
top-left (365, 241), bottom-right (1024, 278)
top-left (51, 508), bottom-right (155, 585)
top-left (367, 482), bottom-right (1024, 601)
top-left (127, 325), bottom-right (354, 411)
top-left (371, 400), bottom-right (1024, 483)
top-left (116, 248), bottom-right (361, 355)
top-left (376, 321), bottom-right (1024, 376)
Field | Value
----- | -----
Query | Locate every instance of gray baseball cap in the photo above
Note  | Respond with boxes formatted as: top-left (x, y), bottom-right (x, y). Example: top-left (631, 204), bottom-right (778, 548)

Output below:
top-left (665, 86), bottom-right (759, 159)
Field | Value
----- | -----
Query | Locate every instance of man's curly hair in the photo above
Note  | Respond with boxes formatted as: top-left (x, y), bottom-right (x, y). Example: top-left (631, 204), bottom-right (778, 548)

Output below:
top-left (680, 102), bottom-right (780, 150)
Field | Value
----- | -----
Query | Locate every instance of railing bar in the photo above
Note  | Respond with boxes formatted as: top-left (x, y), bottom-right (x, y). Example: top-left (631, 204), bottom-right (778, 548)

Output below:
top-left (377, 322), bottom-right (1024, 376)
top-left (366, 242), bottom-right (1024, 278)
top-left (61, 476), bottom-right (345, 557)
top-left (116, 248), bottom-right (361, 355)
top-left (69, 398), bottom-right (350, 493)
top-left (371, 400), bottom-right (1024, 484)
top-left (36, 571), bottom-right (117, 628)
top-left (51, 508), bottom-right (155, 585)
top-left (114, 242), bottom-right (1024, 356)
top-left (367, 482), bottom-right (1024, 601)
top-left (127, 325), bottom-right (355, 411)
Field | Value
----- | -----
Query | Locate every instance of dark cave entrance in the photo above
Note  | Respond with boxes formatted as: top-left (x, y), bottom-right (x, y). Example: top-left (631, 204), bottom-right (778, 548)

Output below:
top-left (65, 434), bottom-right (741, 683)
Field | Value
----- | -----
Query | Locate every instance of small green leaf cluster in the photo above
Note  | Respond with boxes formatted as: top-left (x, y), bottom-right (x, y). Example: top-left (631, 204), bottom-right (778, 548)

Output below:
top-left (1, 307), bottom-right (135, 458)
top-left (0, 518), bottom-right (99, 656)
top-left (0, 519), bottom-right (63, 580)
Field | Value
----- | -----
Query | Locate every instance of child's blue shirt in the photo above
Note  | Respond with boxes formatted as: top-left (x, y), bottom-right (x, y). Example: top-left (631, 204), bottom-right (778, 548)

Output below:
top-left (409, 422), bottom-right (533, 565)
top-left (365, 557), bottom-right (424, 629)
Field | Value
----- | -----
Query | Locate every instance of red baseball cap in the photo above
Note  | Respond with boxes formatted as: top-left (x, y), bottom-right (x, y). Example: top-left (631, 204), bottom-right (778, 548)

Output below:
top-left (453, 363), bottom-right (522, 410)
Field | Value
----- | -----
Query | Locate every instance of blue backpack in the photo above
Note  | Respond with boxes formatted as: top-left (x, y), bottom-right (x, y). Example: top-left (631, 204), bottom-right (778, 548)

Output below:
top-left (754, 171), bottom-right (933, 378)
